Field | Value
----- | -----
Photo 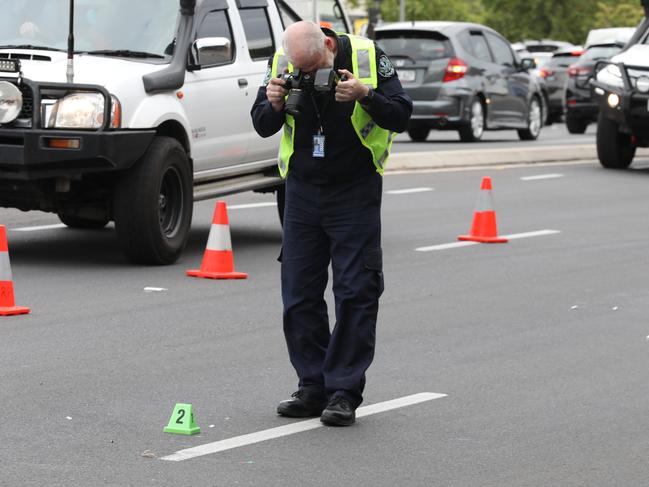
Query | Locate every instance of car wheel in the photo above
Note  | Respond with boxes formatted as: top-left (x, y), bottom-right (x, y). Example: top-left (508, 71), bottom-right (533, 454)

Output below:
top-left (565, 116), bottom-right (588, 134)
top-left (113, 136), bottom-right (193, 264)
top-left (458, 98), bottom-right (484, 142)
top-left (518, 97), bottom-right (542, 141)
top-left (407, 127), bottom-right (430, 142)
top-left (57, 212), bottom-right (109, 229)
top-left (596, 112), bottom-right (635, 169)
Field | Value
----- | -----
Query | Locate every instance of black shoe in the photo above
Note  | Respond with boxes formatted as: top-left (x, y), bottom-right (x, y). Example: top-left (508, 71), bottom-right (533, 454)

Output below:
top-left (277, 390), bottom-right (327, 418)
top-left (320, 395), bottom-right (356, 426)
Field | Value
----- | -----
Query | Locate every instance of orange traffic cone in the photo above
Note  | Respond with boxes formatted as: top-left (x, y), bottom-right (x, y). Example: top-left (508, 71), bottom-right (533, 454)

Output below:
top-left (186, 201), bottom-right (248, 279)
top-left (458, 176), bottom-right (508, 244)
top-left (0, 225), bottom-right (30, 316)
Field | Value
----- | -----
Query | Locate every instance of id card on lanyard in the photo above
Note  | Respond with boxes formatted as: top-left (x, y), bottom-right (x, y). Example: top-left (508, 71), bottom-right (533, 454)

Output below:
top-left (313, 133), bottom-right (325, 158)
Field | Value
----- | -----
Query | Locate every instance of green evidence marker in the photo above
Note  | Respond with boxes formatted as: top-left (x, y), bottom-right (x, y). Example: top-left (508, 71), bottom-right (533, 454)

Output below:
top-left (164, 403), bottom-right (201, 435)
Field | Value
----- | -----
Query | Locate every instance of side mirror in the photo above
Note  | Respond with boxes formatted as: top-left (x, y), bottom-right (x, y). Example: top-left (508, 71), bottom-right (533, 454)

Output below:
top-left (190, 37), bottom-right (232, 68)
top-left (520, 58), bottom-right (536, 71)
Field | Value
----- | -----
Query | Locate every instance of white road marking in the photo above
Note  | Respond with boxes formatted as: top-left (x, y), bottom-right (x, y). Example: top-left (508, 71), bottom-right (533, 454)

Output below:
top-left (160, 392), bottom-right (446, 462)
top-left (12, 223), bottom-right (67, 232)
top-left (386, 187), bottom-right (433, 195)
top-left (228, 202), bottom-right (276, 210)
top-left (520, 173), bottom-right (564, 181)
top-left (416, 229), bottom-right (560, 252)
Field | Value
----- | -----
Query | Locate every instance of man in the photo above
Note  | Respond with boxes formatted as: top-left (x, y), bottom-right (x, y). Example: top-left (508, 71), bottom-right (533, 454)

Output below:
top-left (251, 21), bottom-right (412, 426)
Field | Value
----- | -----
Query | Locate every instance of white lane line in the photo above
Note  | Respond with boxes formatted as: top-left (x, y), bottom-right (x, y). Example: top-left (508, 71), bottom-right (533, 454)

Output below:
top-left (12, 223), bottom-right (67, 232)
top-left (416, 229), bottom-right (560, 252)
top-left (228, 202), bottom-right (276, 210)
top-left (386, 187), bottom-right (434, 195)
top-left (160, 392), bottom-right (446, 462)
top-left (520, 173), bottom-right (564, 181)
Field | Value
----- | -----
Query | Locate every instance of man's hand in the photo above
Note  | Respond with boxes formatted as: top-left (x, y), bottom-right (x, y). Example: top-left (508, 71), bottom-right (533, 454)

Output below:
top-left (335, 69), bottom-right (369, 103)
top-left (266, 77), bottom-right (288, 112)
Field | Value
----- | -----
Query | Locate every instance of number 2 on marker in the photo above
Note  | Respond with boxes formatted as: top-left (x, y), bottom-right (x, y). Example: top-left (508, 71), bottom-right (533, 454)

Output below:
top-left (176, 409), bottom-right (185, 424)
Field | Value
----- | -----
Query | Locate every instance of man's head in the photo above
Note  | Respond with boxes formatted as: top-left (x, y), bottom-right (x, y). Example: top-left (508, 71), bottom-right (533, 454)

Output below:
top-left (282, 21), bottom-right (336, 74)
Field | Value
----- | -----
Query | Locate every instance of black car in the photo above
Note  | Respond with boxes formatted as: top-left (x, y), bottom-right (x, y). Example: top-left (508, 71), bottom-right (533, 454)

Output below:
top-left (535, 48), bottom-right (584, 124)
top-left (564, 42), bottom-right (624, 134)
top-left (375, 21), bottom-right (544, 142)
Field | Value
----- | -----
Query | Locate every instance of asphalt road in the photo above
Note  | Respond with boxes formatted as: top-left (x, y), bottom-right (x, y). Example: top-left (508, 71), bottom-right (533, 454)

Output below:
top-left (392, 122), bottom-right (597, 153)
top-left (2, 159), bottom-right (649, 486)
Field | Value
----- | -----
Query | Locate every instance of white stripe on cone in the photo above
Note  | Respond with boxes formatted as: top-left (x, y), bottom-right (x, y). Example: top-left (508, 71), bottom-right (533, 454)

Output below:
top-left (206, 224), bottom-right (232, 251)
top-left (0, 252), bottom-right (12, 281)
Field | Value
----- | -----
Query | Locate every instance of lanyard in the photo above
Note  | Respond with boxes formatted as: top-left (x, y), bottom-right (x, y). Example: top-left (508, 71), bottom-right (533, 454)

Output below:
top-left (310, 92), bottom-right (324, 135)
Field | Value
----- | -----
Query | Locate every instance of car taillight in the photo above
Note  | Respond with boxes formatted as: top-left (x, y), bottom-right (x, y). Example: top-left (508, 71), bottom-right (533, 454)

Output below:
top-left (539, 68), bottom-right (555, 78)
top-left (567, 65), bottom-right (592, 77)
top-left (443, 58), bottom-right (468, 83)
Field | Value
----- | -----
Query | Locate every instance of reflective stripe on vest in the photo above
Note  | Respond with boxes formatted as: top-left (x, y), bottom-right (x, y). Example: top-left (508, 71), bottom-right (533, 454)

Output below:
top-left (271, 34), bottom-right (392, 178)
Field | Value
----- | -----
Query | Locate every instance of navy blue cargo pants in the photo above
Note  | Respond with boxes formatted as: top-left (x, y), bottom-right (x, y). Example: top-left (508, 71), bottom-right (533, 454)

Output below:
top-left (281, 172), bottom-right (384, 409)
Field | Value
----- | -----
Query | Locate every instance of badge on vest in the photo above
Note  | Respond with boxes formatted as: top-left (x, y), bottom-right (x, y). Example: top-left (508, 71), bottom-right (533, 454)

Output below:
top-left (312, 134), bottom-right (325, 158)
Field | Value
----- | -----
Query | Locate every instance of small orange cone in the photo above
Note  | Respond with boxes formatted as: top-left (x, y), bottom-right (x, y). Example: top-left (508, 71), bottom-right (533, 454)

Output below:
top-left (458, 177), bottom-right (508, 244)
top-left (186, 201), bottom-right (248, 279)
top-left (0, 225), bottom-right (30, 316)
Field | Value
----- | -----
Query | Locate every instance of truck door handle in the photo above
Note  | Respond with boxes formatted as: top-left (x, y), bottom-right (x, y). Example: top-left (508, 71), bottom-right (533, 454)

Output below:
top-left (238, 78), bottom-right (248, 88)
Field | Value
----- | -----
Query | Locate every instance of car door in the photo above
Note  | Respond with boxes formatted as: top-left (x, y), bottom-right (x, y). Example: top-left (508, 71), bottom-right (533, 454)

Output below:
top-left (182, 0), bottom-right (251, 174)
top-left (485, 31), bottom-right (529, 124)
top-left (237, 0), bottom-right (282, 164)
top-left (466, 30), bottom-right (507, 124)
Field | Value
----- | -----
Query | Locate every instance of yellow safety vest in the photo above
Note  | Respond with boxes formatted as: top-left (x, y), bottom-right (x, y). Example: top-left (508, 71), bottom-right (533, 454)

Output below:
top-left (271, 33), bottom-right (396, 178)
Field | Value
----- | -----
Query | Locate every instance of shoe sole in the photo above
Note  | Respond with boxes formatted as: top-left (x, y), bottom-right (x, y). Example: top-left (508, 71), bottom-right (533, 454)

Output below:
top-left (277, 406), bottom-right (324, 418)
top-left (320, 412), bottom-right (356, 426)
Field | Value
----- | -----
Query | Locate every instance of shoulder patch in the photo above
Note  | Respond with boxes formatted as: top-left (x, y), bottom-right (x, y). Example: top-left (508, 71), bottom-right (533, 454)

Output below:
top-left (378, 54), bottom-right (395, 78)
top-left (263, 65), bottom-right (272, 86)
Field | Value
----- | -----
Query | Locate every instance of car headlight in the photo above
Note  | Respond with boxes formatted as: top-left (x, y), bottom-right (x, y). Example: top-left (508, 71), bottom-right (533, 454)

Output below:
top-left (48, 93), bottom-right (121, 129)
top-left (596, 64), bottom-right (624, 90)
top-left (635, 76), bottom-right (649, 93)
top-left (0, 81), bottom-right (23, 124)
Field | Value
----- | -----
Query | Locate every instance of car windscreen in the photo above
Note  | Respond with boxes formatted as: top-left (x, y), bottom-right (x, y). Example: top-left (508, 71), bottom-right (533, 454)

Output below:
top-left (550, 54), bottom-right (581, 67)
top-left (376, 31), bottom-right (453, 62)
top-left (582, 45), bottom-right (622, 60)
top-left (526, 45), bottom-right (559, 53)
top-left (0, 0), bottom-right (179, 59)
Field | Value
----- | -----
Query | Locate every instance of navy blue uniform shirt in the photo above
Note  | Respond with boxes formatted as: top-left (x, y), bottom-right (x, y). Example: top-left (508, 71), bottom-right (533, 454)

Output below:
top-left (250, 29), bottom-right (413, 185)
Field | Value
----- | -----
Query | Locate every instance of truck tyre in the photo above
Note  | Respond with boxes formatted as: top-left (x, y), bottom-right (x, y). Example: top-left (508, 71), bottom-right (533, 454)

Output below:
top-left (566, 116), bottom-right (588, 134)
top-left (518, 97), bottom-right (542, 140)
top-left (458, 98), bottom-right (484, 142)
top-left (407, 127), bottom-right (430, 142)
top-left (58, 213), bottom-right (109, 229)
top-left (596, 112), bottom-right (635, 169)
top-left (113, 136), bottom-right (193, 264)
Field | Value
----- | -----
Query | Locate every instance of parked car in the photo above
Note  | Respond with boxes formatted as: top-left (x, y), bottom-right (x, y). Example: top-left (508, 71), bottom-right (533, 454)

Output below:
top-left (564, 42), bottom-right (625, 134)
top-left (375, 21), bottom-right (544, 142)
top-left (585, 27), bottom-right (635, 48)
top-left (591, 3), bottom-right (649, 169)
top-left (521, 39), bottom-right (576, 55)
top-left (0, 0), bottom-right (351, 264)
top-left (535, 48), bottom-right (584, 123)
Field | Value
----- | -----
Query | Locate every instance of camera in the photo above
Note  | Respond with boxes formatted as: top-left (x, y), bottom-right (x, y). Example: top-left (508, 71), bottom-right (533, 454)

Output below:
top-left (281, 69), bottom-right (343, 117)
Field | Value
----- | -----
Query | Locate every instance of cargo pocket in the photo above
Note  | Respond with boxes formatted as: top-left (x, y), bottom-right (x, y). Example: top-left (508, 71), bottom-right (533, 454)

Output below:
top-left (363, 246), bottom-right (385, 298)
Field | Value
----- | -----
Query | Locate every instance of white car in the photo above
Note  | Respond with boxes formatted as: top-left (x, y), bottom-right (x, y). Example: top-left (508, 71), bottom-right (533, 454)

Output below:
top-left (0, 0), bottom-right (350, 264)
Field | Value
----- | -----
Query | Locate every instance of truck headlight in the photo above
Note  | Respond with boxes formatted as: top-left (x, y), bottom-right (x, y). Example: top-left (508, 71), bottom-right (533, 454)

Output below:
top-left (635, 76), bottom-right (649, 93)
top-left (48, 93), bottom-right (121, 129)
top-left (596, 64), bottom-right (624, 90)
top-left (0, 81), bottom-right (23, 124)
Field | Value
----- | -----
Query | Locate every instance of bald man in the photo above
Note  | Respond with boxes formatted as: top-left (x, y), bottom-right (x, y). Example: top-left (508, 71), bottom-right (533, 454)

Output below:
top-left (251, 22), bottom-right (412, 426)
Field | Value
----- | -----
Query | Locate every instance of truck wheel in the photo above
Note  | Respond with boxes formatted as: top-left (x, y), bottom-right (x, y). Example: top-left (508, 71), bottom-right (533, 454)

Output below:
top-left (518, 97), bottom-right (542, 140)
top-left (407, 128), bottom-right (430, 142)
top-left (113, 136), bottom-right (193, 264)
top-left (566, 116), bottom-right (588, 134)
top-left (58, 212), bottom-right (109, 229)
top-left (596, 113), bottom-right (635, 169)
top-left (458, 98), bottom-right (484, 142)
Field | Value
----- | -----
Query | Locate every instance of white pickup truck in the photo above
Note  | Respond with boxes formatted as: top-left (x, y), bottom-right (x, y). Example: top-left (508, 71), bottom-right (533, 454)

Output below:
top-left (0, 0), bottom-right (350, 263)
